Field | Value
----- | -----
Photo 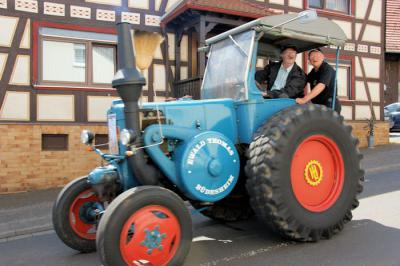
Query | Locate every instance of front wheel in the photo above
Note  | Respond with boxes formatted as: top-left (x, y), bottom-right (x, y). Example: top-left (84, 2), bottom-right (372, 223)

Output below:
top-left (96, 186), bottom-right (192, 266)
top-left (52, 176), bottom-right (103, 252)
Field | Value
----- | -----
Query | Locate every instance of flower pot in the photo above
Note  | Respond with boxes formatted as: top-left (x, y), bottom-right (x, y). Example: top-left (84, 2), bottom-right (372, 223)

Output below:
top-left (367, 135), bottom-right (374, 148)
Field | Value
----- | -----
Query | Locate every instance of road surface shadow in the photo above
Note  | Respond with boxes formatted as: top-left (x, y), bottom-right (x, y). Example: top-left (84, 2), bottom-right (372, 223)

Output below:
top-left (1, 216), bottom-right (399, 266)
top-left (185, 218), bottom-right (400, 266)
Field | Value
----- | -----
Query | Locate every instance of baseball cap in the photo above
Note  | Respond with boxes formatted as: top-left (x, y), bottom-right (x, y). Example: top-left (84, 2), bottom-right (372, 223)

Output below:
top-left (280, 45), bottom-right (298, 53)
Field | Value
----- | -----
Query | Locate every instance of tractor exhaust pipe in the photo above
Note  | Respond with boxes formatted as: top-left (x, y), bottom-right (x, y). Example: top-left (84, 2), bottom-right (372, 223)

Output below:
top-left (112, 23), bottom-right (161, 186)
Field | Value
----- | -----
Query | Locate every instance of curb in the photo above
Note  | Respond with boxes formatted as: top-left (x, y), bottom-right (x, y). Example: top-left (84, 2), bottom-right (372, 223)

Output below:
top-left (364, 163), bottom-right (400, 175)
top-left (0, 224), bottom-right (53, 242)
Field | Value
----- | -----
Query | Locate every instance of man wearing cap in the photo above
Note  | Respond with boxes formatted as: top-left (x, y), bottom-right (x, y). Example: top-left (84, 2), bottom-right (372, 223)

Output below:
top-left (255, 45), bottom-right (307, 99)
top-left (296, 48), bottom-right (341, 113)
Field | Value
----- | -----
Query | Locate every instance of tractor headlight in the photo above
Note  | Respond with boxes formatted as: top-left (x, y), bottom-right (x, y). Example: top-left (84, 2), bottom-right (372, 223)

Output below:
top-left (120, 129), bottom-right (135, 146)
top-left (81, 130), bottom-right (94, 145)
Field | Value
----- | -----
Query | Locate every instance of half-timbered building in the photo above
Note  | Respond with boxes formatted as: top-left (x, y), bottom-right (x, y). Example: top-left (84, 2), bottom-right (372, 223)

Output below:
top-left (0, 0), bottom-right (388, 192)
top-left (385, 0), bottom-right (400, 104)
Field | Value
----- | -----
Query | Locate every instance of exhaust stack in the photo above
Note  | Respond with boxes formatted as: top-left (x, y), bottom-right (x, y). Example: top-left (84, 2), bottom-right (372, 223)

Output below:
top-left (112, 23), bottom-right (161, 186)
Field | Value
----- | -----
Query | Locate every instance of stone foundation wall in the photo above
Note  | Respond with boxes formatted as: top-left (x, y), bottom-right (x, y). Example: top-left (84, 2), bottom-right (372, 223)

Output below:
top-left (346, 121), bottom-right (390, 148)
top-left (0, 124), bottom-right (107, 193)
top-left (0, 121), bottom-right (390, 193)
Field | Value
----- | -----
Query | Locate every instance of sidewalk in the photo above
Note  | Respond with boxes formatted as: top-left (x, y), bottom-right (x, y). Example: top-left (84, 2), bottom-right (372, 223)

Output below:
top-left (1, 143), bottom-right (400, 242)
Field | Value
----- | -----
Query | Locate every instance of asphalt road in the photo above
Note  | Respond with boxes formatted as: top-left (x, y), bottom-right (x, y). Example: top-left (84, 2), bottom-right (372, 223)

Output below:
top-left (1, 167), bottom-right (400, 266)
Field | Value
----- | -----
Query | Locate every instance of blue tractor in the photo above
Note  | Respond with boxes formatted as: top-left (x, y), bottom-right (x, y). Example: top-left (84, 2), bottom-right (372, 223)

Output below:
top-left (53, 11), bottom-right (364, 266)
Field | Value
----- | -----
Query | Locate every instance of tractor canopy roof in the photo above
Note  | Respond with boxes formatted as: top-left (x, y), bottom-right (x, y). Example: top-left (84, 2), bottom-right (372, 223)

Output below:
top-left (205, 12), bottom-right (347, 54)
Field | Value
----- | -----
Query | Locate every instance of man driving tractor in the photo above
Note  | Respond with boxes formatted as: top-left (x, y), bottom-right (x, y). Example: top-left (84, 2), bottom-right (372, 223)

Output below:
top-left (255, 45), bottom-right (307, 99)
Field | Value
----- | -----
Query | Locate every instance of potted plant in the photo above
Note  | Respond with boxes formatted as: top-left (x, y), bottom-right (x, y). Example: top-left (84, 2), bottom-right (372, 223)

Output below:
top-left (364, 117), bottom-right (376, 148)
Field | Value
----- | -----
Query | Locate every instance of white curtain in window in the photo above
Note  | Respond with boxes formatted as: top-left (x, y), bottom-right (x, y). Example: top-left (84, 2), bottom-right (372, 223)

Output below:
top-left (309, 0), bottom-right (322, 8)
top-left (92, 46), bottom-right (115, 84)
top-left (326, 0), bottom-right (349, 13)
top-left (42, 40), bottom-right (86, 82)
top-left (336, 66), bottom-right (350, 97)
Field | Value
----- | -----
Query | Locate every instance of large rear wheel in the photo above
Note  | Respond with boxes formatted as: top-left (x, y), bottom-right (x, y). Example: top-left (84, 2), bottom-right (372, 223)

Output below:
top-left (245, 104), bottom-right (364, 241)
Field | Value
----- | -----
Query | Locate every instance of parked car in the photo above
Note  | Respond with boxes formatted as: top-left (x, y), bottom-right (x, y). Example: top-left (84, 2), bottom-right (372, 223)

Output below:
top-left (384, 102), bottom-right (400, 131)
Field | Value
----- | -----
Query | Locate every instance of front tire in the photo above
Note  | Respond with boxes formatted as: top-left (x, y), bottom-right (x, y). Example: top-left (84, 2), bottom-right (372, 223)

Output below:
top-left (245, 104), bottom-right (364, 241)
top-left (52, 176), bottom-right (102, 252)
top-left (96, 186), bottom-right (192, 266)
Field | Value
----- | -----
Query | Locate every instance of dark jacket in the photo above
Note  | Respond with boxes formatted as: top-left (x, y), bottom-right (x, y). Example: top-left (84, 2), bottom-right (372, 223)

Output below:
top-left (255, 61), bottom-right (307, 99)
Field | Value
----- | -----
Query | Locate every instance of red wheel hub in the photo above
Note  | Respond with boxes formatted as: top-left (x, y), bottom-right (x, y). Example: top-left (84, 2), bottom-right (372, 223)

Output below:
top-left (69, 189), bottom-right (99, 240)
top-left (291, 135), bottom-right (344, 212)
top-left (120, 205), bottom-right (181, 266)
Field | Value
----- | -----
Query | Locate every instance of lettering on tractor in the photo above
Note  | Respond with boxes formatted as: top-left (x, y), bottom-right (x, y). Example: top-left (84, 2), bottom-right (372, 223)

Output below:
top-left (195, 175), bottom-right (235, 195)
top-left (53, 10), bottom-right (364, 266)
top-left (186, 140), bottom-right (206, 165)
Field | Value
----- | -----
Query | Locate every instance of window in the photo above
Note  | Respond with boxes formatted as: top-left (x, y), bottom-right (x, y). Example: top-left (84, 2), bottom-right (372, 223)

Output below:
top-left (42, 134), bottom-right (68, 151)
top-left (95, 134), bottom-right (109, 150)
top-left (327, 59), bottom-right (353, 99)
top-left (309, 0), bottom-right (350, 14)
top-left (307, 57), bottom-right (353, 100)
top-left (39, 27), bottom-right (117, 88)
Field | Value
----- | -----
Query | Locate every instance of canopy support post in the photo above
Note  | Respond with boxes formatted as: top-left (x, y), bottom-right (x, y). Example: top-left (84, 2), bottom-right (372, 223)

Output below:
top-left (332, 47), bottom-right (340, 111)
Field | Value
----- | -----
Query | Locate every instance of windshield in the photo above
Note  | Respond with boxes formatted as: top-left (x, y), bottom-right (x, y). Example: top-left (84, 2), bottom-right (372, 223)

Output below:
top-left (201, 30), bottom-right (255, 100)
top-left (385, 103), bottom-right (400, 113)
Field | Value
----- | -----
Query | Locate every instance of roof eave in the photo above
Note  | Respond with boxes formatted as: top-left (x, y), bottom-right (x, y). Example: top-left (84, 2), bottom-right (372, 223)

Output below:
top-left (161, 3), bottom-right (270, 28)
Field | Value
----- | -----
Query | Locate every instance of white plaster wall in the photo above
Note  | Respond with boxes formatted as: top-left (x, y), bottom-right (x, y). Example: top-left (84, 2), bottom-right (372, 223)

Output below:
top-left (355, 81), bottom-right (380, 102)
top-left (153, 64), bottom-right (166, 91)
top-left (270, 0), bottom-right (284, 5)
top-left (355, 56), bottom-right (362, 77)
top-left (374, 106), bottom-right (380, 120)
top-left (10, 55), bottom-right (30, 85)
top-left (288, 0), bottom-right (303, 8)
top-left (361, 57), bottom-right (380, 79)
top-left (180, 35), bottom-right (188, 62)
top-left (0, 16), bottom-right (18, 47)
top-left (0, 53), bottom-right (7, 80)
top-left (295, 53), bottom-right (303, 69)
top-left (369, 0), bottom-right (382, 22)
top-left (368, 82), bottom-right (380, 102)
top-left (332, 20), bottom-right (352, 40)
top-left (87, 96), bottom-right (119, 122)
top-left (154, 42), bottom-right (163, 60)
top-left (362, 25), bottom-right (381, 43)
top-left (355, 81), bottom-right (368, 101)
top-left (155, 0), bottom-right (162, 11)
top-left (355, 23), bottom-right (362, 40)
top-left (20, 19), bottom-right (30, 49)
top-left (87, 0), bottom-right (121, 5)
top-left (166, 0), bottom-right (180, 11)
top-left (142, 68), bottom-right (149, 90)
top-left (0, 91), bottom-right (29, 120)
top-left (129, 0), bottom-right (149, 9)
top-left (341, 105), bottom-right (352, 120)
top-left (355, 105), bottom-right (372, 120)
top-left (37, 95), bottom-right (75, 121)
top-left (355, 0), bottom-right (369, 19)
top-left (355, 105), bottom-right (380, 120)
top-left (168, 33), bottom-right (175, 60)
top-left (180, 66), bottom-right (188, 80)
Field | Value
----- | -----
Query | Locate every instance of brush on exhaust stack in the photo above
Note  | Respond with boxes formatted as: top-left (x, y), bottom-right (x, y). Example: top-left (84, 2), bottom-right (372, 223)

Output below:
top-left (134, 31), bottom-right (164, 72)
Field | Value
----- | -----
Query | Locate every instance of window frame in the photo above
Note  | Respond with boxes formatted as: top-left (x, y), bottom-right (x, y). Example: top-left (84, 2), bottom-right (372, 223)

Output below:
top-left (38, 35), bottom-right (117, 88)
top-left (326, 59), bottom-right (353, 100)
top-left (305, 53), bottom-right (355, 101)
top-left (33, 21), bottom-right (117, 91)
top-left (306, 0), bottom-right (354, 17)
top-left (90, 43), bottom-right (117, 86)
top-left (41, 134), bottom-right (69, 151)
